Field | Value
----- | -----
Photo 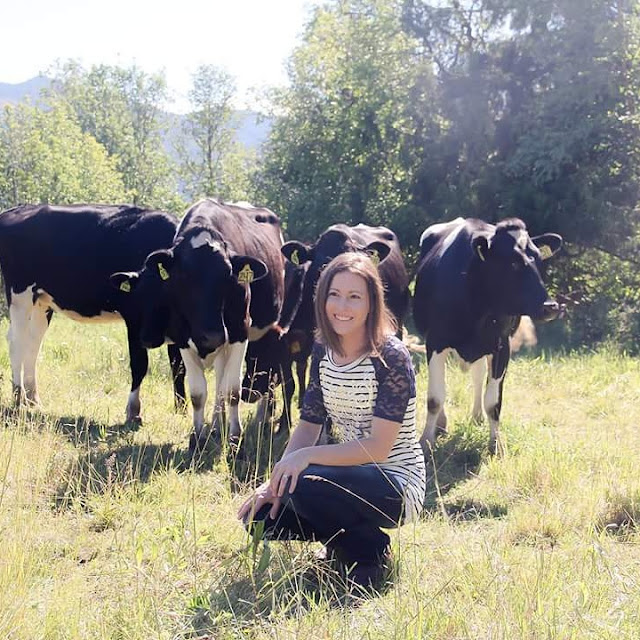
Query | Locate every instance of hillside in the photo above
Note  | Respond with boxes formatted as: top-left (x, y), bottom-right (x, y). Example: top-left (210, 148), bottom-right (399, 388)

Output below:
top-left (0, 76), bottom-right (271, 151)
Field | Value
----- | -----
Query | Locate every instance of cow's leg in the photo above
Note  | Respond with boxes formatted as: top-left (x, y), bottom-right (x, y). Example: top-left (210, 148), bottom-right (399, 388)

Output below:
top-left (168, 344), bottom-right (187, 413)
top-left (420, 348), bottom-right (449, 453)
top-left (469, 357), bottom-right (487, 422)
top-left (213, 341), bottom-right (248, 445)
top-left (485, 344), bottom-right (510, 455)
top-left (125, 326), bottom-right (148, 423)
top-left (22, 301), bottom-right (51, 405)
top-left (295, 356), bottom-right (308, 409)
top-left (8, 288), bottom-right (49, 406)
top-left (278, 359), bottom-right (295, 434)
top-left (181, 347), bottom-right (209, 450)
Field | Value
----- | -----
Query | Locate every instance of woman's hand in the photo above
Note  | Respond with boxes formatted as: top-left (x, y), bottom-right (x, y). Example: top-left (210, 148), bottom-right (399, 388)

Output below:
top-left (237, 480), bottom-right (281, 521)
top-left (269, 448), bottom-right (312, 497)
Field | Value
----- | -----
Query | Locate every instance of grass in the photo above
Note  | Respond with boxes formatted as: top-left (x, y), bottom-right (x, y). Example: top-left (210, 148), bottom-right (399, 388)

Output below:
top-left (0, 316), bottom-right (639, 638)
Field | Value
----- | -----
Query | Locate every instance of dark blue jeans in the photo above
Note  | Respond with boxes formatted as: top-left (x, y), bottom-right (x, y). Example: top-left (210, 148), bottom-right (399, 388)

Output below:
top-left (244, 464), bottom-right (405, 565)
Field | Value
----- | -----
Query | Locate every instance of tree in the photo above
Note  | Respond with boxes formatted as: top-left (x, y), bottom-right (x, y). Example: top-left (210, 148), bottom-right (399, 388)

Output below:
top-left (403, 0), bottom-right (640, 349)
top-left (48, 61), bottom-right (182, 211)
top-left (256, 0), bottom-right (439, 251)
top-left (176, 65), bottom-right (255, 202)
top-left (0, 101), bottom-right (126, 208)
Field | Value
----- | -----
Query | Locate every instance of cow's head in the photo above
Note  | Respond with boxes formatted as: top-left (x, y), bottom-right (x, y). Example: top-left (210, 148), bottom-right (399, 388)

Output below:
top-left (471, 218), bottom-right (563, 320)
top-left (281, 225), bottom-right (392, 332)
top-left (110, 249), bottom-right (180, 349)
top-left (112, 232), bottom-right (268, 357)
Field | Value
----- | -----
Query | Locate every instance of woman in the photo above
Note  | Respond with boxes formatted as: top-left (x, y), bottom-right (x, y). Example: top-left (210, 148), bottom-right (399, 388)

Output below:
top-left (237, 252), bottom-right (426, 591)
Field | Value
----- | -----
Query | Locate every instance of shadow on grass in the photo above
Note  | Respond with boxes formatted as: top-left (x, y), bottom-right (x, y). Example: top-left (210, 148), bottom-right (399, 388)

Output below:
top-left (52, 438), bottom-right (187, 511)
top-left (423, 420), bottom-right (508, 521)
top-left (184, 547), bottom-right (366, 635)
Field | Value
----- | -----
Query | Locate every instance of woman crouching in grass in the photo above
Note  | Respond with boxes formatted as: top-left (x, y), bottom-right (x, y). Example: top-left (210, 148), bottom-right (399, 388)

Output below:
top-left (238, 252), bottom-right (425, 593)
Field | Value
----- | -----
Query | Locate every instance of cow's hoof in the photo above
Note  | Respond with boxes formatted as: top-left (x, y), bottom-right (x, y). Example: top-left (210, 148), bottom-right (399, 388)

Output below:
top-left (489, 438), bottom-right (504, 456)
top-left (174, 399), bottom-right (188, 415)
top-left (435, 424), bottom-right (448, 438)
top-left (189, 432), bottom-right (204, 453)
top-left (125, 415), bottom-right (143, 429)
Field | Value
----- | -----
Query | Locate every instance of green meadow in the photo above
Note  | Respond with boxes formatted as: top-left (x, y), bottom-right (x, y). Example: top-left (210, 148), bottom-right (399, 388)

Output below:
top-left (0, 316), bottom-right (639, 639)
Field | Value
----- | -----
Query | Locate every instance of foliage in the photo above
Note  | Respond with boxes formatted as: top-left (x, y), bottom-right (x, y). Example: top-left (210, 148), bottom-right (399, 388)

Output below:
top-left (47, 61), bottom-right (183, 212)
top-left (256, 0), bottom-right (439, 255)
top-left (176, 65), bottom-right (257, 203)
top-left (0, 101), bottom-right (127, 208)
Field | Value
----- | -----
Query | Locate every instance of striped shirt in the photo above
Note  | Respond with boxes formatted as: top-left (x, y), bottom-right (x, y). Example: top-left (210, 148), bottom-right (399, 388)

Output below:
top-left (300, 335), bottom-right (426, 522)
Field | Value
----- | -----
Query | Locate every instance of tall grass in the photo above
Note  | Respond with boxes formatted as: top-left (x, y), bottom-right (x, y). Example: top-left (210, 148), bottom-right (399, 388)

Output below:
top-left (0, 317), bottom-right (638, 638)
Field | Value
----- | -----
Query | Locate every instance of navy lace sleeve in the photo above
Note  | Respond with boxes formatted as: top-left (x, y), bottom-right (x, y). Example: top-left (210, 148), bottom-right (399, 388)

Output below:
top-left (372, 336), bottom-right (416, 422)
top-left (299, 342), bottom-right (327, 425)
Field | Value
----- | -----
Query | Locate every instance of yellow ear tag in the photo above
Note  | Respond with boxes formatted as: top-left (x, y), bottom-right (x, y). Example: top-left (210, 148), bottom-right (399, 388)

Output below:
top-left (158, 263), bottom-right (170, 281)
top-left (369, 249), bottom-right (380, 266)
top-left (290, 340), bottom-right (301, 354)
top-left (476, 246), bottom-right (486, 262)
top-left (119, 280), bottom-right (131, 293)
top-left (291, 249), bottom-right (300, 266)
top-left (237, 263), bottom-right (255, 284)
top-left (539, 245), bottom-right (553, 260)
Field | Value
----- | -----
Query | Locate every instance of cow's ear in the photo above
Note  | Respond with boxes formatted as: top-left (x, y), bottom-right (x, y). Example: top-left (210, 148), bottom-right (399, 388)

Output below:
top-left (532, 233), bottom-right (563, 261)
top-left (365, 241), bottom-right (391, 266)
top-left (282, 241), bottom-right (312, 266)
top-left (145, 250), bottom-right (175, 281)
top-left (110, 271), bottom-right (139, 293)
top-left (231, 256), bottom-right (268, 284)
top-left (472, 236), bottom-right (490, 262)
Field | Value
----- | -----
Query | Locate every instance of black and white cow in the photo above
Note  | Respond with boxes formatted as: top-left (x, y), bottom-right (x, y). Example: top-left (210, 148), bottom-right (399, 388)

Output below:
top-left (111, 199), bottom-right (285, 451)
top-left (274, 223), bottom-right (411, 428)
top-left (0, 204), bottom-right (185, 420)
top-left (413, 217), bottom-right (563, 454)
top-left (241, 257), bottom-right (308, 433)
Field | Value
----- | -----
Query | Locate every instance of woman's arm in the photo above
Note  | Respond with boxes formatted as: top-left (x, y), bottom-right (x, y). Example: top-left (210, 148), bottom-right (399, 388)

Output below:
top-left (269, 416), bottom-right (401, 497)
top-left (236, 418), bottom-right (323, 520)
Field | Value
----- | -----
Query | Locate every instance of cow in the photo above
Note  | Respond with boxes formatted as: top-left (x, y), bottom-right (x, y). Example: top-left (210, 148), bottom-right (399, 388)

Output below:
top-left (272, 223), bottom-right (411, 431)
top-left (413, 217), bottom-right (563, 455)
top-left (0, 204), bottom-right (186, 422)
top-left (241, 257), bottom-right (308, 433)
top-left (111, 198), bottom-right (285, 453)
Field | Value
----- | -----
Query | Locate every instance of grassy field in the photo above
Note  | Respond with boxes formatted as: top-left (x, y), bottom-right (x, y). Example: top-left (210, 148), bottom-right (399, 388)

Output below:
top-left (0, 316), bottom-right (639, 639)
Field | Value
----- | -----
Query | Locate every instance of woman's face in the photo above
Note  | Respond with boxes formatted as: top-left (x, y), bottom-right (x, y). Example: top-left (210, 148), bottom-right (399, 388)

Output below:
top-left (325, 270), bottom-right (370, 340)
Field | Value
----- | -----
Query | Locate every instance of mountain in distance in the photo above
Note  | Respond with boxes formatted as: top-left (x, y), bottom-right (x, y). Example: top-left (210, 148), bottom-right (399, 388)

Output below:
top-left (0, 76), bottom-right (51, 107)
top-left (0, 76), bottom-right (272, 151)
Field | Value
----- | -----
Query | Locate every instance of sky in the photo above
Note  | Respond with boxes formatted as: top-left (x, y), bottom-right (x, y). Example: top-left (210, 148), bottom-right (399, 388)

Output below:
top-left (0, 0), bottom-right (315, 112)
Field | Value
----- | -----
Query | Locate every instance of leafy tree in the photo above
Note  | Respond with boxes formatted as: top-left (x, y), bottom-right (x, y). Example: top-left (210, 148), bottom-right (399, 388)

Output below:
top-left (403, 0), bottom-right (640, 348)
top-left (256, 0), bottom-right (439, 252)
top-left (0, 101), bottom-right (126, 208)
top-left (177, 65), bottom-right (256, 202)
top-left (48, 61), bottom-right (182, 211)
top-left (403, 0), bottom-right (640, 247)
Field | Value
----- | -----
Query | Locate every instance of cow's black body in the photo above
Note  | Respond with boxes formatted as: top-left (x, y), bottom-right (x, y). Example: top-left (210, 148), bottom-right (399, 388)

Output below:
top-left (413, 217), bottom-right (563, 453)
top-left (112, 199), bottom-right (285, 451)
top-left (277, 223), bottom-right (411, 428)
top-left (0, 203), bottom-right (185, 419)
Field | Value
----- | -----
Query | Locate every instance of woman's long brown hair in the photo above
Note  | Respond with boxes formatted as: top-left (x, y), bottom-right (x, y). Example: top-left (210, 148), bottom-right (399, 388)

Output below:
top-left (314, 252), bottom-right (396, 358)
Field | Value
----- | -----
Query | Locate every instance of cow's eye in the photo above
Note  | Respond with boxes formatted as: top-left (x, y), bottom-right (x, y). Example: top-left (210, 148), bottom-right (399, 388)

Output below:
top-left (511, 259), bottom-right (521, 270)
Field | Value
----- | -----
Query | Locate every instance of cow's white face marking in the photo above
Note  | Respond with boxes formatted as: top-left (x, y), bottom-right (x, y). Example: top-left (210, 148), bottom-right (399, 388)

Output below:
top-left (229, 201), bottom-right (255, 209)
top-left (508, 229), bottom-right (529, 250)
top-left (190, 232), bottom-right (222, 252)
